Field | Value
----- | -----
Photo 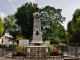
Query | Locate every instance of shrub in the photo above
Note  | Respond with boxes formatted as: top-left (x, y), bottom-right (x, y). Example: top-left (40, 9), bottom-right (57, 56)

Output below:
top-left (48, 44), bottom-right (63, 56)
top-left (16, 46), bottom-right (22, 50)
top-left (12, 46), bottom-right (27, 56)
top-left (50, 48), bottom-right (62, 56)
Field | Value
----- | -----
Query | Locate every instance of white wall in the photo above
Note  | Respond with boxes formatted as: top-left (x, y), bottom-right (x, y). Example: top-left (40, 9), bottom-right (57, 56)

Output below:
top-left (44, 41), bottom-right (50, 46)
top-left (19, 40), bottom-right (29, 47)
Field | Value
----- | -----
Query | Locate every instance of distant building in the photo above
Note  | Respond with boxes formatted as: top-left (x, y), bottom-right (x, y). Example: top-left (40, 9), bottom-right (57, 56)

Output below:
top-left (0, 32), bottom-right (13, 45)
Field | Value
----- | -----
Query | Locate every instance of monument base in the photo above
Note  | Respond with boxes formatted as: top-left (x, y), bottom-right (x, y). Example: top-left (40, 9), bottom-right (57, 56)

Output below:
top-left (27, 45), bottom-right (48, 53)
top-left (30, 40), bottom-right (44, 46)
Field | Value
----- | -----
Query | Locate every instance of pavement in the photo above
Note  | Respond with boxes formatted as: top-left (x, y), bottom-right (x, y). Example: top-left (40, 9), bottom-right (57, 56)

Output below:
top-left (0, 53), bottom-right (12, 60)
top-left (0, 54), bottom-right (79, 60)
top-left (0, 52), bottom-right (74, 60)
top-left (0, 57), bottom-right (12, 60)
top-left (0, 53), bottom-right (63, 60)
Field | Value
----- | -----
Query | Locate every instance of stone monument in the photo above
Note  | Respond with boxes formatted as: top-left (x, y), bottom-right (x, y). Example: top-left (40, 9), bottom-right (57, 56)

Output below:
top-left (30, 12), bottom-right (44, 45)
top-left (27, 12), bottom-right (48, 53)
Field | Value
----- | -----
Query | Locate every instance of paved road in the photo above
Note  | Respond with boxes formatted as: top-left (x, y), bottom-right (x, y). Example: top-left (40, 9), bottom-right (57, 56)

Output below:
top-left (0, 57), bottom-right (12, 60)
top-left (0, 57), bottom-right (62, 60)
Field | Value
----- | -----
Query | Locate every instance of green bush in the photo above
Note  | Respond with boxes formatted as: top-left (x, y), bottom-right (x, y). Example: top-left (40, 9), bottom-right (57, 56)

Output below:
top-left (23, 47), bottom-right (27, 51)
top-left (58, 43), bottom-right (66, 47)
top-left (16, 45), bottom-right (27, 51)
top-left (48, 45), bottom-right (56, 52)
top-left (16, 46), bottom-right (22, 50)
top-left (9, 44), bottom-right (17, 47)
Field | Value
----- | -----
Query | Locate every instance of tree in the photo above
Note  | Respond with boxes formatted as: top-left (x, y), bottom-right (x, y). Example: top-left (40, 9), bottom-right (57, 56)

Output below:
top-left (15, 2), bottom-right (66, 42)
top-left (0, 17), bottom-right (5, 37)
top-left (3, 15), bottom-right (20, 39)
top-left (15, 2), bottom-right (38, 39)
top-left (40, 6), bottom-right (66, 41)
top-left (67, 9), bottom-right (80, 44)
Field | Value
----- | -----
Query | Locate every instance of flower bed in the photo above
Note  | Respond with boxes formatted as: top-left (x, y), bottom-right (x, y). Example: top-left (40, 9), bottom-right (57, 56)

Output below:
top-left (12, 50), bottom-right (27, 56)
top-left (50, 48), bottom-right (63, 56)
top-left (48, 45), bottom-right (63, 56)
top-left (12, 46), bottom-right (27, 56)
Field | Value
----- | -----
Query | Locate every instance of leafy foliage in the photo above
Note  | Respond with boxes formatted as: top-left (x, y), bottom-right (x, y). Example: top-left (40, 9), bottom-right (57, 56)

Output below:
top-left (3, 2), bottom-right (66, 43)
top-left (0, 17), bottom-right (5, 37)
top-left (15, 2), bottom-right (38, 39)
top-left (67, 9), bottom-right (80, 43)
top-left (40, 6), bottom-right (66, 41)
top-left (3, 15), bottom-right (20, 39)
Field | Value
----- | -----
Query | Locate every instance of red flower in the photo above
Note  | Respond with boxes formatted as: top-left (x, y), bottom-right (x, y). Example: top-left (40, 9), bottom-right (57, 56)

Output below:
top-left (17, 49), bottom-right (23, 54)
top-left (51, 48), bottom-right (59, 53)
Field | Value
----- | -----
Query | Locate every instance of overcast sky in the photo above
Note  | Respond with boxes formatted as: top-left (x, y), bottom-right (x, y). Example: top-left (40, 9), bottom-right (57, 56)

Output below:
top-left (0, 0), bottom-right (80, 29)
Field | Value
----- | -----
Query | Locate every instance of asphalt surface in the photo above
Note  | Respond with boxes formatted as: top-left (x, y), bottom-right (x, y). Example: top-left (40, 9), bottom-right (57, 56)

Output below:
top-left (0, 57), bottom-right (12, 60)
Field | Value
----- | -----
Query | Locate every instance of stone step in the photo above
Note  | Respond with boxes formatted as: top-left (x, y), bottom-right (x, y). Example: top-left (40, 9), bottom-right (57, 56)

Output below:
top-left (12, 56), bottom-right (62, 60)
top-left (64, 56), bottom-right (79, 60)
top-left (64, 58), bottom-right (79, 60)
top-left (30, 47), bottom-right (45, 52)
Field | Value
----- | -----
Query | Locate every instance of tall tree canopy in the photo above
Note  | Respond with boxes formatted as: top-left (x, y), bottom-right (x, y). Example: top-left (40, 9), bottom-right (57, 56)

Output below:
top-left (1, 2), bottom-right (66, 43)
top-left (40, 6), bottom-right (66, 41)
top-left (0, 17), bottom-right (5, 37)
top-left (10, 2), bottom-right (66, 42)
top-left (15, 2), bottom-right (38, 39)
top-left (67, 9), bottom-right (80, 43)
top-left (3, 15), bottom-right (20, 39)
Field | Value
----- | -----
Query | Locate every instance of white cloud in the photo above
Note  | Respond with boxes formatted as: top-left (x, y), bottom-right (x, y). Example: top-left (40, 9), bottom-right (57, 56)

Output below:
top-left (7, 0), bottom-right (16, 8)
top-left (0, 12), bottom-right (7, 19)
top-left (7, 0), bottom-right (15, 2)
top-left (8, 0), bottom-right (12, 2)
top-left (12, 3), bottom-right (15, 7)
top-left (28, 0), bottom-right (35, 3)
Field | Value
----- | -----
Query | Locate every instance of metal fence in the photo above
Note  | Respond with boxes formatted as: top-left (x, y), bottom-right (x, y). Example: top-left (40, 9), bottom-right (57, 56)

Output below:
top-left (0, 45), bottom-right (80, 60)
top-left (12, 46), bottom-right (64, 60)
top-left (67, 46), bottom-right (79, 59)
top-left (58, 45), bottom-right (79, 60)
top-left (0, 45), bottom-right (15, 57)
